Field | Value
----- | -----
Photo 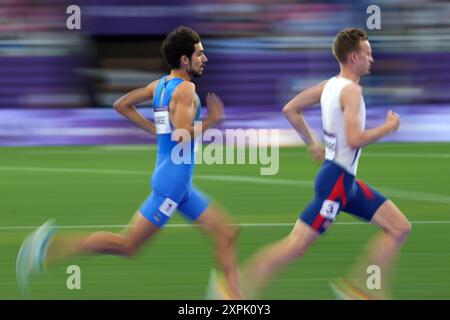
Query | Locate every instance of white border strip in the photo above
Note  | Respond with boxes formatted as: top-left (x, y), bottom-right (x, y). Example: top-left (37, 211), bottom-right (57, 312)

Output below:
top-left (1, 166), bottom-right (450, 204)
top-left (0, 220), bottom-right (449, 231)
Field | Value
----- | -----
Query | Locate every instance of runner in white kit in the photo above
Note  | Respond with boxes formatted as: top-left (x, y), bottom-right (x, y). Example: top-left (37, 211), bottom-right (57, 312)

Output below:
top-left (230, 28), bottom-right (412, 300)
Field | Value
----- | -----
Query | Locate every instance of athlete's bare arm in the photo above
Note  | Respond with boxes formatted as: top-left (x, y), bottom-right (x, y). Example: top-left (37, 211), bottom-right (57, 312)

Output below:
top-left (282, 80), bottom-right (327, 162)
top-left (342, 83), bottom-right (400, 149)
top-left (113, 80), bottom-right (158, 135)
top-left (170, 82), bottom-right (223, 139)
top-left (282, 80), bottom-right (327, 145)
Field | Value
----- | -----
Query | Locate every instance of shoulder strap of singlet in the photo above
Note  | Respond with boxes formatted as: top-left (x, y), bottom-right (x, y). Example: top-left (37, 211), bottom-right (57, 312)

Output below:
top-left (153, 76), bottom-right (184, 109)
top-left (152, 75), bottom-right (167, 107)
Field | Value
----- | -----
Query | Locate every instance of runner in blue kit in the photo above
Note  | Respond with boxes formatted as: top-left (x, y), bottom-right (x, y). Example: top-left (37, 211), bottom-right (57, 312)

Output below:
top-left (140, 74), bottom-right (207, 228)
top-left (16, 26), bottom-right (241, 299)
top-left (231, 28), bottom-right (412, 300)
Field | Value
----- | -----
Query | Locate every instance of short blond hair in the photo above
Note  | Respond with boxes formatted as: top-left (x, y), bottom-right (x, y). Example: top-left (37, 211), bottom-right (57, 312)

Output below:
top-left (332, 28), bottom-right (368, 64)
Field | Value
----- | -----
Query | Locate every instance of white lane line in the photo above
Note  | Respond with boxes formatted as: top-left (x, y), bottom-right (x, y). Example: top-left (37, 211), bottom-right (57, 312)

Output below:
top-left (197, 174), bottom-right (313, 187)
top-left (364, 153), bottom-right (450, 159)
top-left (378, 187), bottom-right (450, 205)
top-left (0, 166), bottom-right (449, 204)
top-left (0, 166), bottom-right (147, 175)
top-left (0, 220), bottom-right (449, 231)
top-left (0, 180), bottom-right (145, 184)
top-left (282, 152), bottom-right (450, 159)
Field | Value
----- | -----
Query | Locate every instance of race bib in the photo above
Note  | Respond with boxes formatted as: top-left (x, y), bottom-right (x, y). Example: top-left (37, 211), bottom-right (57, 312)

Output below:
top-left (324, 131), bottom-right (337, 161)
top-left (154, 106), bottom-right (171, 134)
top-left (320, 199), bottom-right (340, 220)
top-left (159, 197), bottom-right (178, 217)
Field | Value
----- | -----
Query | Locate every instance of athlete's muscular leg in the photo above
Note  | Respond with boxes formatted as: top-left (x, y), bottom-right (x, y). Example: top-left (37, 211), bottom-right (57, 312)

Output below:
top-left (195, 203), bottom-right (241, 299)
top-left (348, 200), bottom-right (411, 298)
top-left (240, 220), bottom-right (320, 299)
top-left (76, 211), bottom-right (159, 256)
top-left (47, 211), bottom-right (159, 264)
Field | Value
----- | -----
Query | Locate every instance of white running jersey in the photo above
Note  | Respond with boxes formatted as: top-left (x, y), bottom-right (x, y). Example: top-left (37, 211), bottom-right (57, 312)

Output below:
top-left (320, 76), bottom-right (366, 176)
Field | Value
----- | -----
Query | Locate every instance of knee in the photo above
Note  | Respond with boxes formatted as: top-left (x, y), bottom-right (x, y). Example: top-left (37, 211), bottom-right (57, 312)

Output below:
top-left (390, 220), bottom-right (412, 241)
top-left (217, 224), bottom-right (239, 245)
top-left (400, 220), bottom-right (412, 237)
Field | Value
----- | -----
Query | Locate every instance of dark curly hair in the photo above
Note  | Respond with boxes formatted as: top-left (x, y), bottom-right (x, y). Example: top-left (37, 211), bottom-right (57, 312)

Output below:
top-left (332, 28), bottom-right (368, 64)
top-left (161, 26), bottom-right (201, 69)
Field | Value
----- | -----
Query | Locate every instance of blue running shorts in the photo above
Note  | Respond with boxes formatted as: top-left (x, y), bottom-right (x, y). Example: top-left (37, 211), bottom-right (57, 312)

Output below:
top-left (139, 184), bottom-right (210, 228)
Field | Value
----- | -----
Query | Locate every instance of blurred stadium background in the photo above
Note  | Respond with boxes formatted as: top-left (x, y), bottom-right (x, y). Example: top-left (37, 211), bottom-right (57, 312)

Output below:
top-left (0, 0), bottom-right (449, 299)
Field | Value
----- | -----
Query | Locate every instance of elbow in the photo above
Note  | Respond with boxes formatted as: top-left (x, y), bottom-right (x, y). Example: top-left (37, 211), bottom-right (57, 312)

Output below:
top-left (282, 104), bottom-right (295, 118)
top-left (113, 100), bottom-right (125, 113)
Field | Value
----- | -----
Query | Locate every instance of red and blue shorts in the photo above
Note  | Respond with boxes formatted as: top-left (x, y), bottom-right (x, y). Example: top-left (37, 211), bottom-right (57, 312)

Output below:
top-left (300, 160), bottom-right (387, 234)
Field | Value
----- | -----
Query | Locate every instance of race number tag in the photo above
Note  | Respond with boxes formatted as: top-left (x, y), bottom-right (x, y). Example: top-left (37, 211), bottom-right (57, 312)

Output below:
top-left (320, 199), bottom-right (340, 220)
top-left (154, 106), bottom-right (171, 134)
top-left (159, 197), bottom-right (178, 217)
top-left (324, 131), bottom-right (337, 161)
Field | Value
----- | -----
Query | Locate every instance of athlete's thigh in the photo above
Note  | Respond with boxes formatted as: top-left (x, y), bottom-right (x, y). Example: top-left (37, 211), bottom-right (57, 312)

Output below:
top-left (344, 179), bottom-right (387, 222)
top-left (139, 190), bottom-right (182, 228)
top-left (124, 210), bottom-right (160, 248)
top-left (300, 161), bottom-right (352, 234)
top-left (177, 185), bottom-right (211, 223)
top-left (299, 196), bottom-right (341, 234)
top-left (288, 219), bottom-right (321, 250)
top-left (369, 200), bottom-right (410, 233)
